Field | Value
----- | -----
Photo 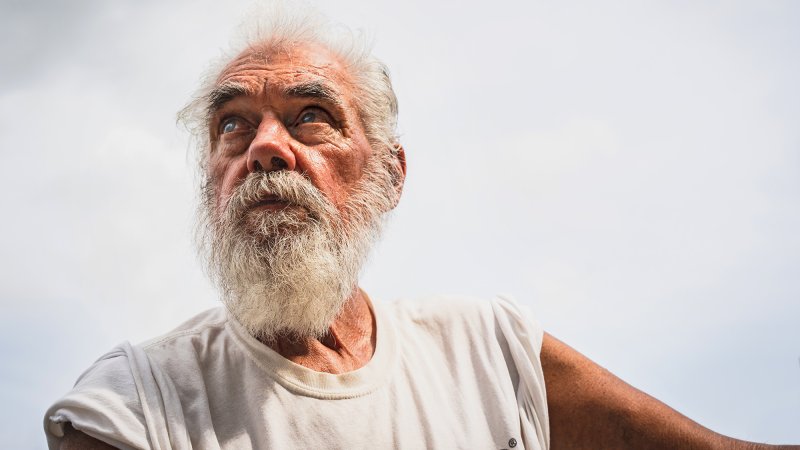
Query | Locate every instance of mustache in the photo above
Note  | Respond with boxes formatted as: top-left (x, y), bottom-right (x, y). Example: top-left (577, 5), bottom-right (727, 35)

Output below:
top-left (223, 170), bottom-right (335, 222)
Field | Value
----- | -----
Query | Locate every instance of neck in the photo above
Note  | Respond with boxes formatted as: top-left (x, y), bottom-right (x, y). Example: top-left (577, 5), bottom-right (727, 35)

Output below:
top-left (263, 288), bottom-right (377, 374)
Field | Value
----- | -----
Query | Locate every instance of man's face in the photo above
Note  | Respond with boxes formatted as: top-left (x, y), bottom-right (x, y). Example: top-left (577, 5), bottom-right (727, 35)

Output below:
top-left (198, 43), bottom-right (400, 341)
top-left (207, 43), bottom-right (375, 226)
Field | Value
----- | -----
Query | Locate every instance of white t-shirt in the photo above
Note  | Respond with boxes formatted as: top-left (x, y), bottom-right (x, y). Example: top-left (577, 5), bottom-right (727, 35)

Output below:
top-left (44, 295), bottom-right (550, 450)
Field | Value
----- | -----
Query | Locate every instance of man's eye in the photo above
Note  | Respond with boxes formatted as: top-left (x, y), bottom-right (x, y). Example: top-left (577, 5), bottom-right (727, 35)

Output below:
top-left (220, 117), bottom-right (241, 134)
top-left (296, 108), bottom-right (330, 126)
top-left (299, 111), bottom-right (317, 123)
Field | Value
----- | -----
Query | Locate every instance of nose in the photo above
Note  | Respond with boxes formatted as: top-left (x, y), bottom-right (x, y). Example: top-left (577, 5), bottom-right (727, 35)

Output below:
top-left (246, 116), bottom-right (296, 173)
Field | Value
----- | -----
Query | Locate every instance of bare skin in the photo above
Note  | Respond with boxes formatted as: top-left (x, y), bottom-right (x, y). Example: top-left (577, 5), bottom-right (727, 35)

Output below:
top-left (266, 288), bottom-right (376, 373)
top-left (58, 44), bottom-right (798, 449)
top-left (60, 423), bottom-right (115, 450)
top-left (542, 334), bottom-right (798, 450)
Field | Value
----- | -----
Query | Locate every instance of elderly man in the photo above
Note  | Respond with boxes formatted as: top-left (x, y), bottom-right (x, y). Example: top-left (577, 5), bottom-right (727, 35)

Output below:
top-left (45, 10), bottom-right (796, 450)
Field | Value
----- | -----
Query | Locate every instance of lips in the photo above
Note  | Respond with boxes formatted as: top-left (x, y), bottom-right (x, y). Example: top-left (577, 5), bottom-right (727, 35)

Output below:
top-left (249, 194), bottom-right (292, 211)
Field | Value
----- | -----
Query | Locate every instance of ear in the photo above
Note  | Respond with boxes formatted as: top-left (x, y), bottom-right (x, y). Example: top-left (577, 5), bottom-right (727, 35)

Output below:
top-left (388, 143), bottom-right (407, 209)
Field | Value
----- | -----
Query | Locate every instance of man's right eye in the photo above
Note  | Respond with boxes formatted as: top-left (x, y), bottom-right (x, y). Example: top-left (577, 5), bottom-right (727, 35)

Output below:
top-left (219, 117), bottom-right (242, 134)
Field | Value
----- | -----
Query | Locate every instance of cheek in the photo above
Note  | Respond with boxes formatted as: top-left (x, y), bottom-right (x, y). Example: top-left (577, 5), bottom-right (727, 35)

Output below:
top-left (292, 145), bottom-right (359, 208)
top-left (207, 157), bottom-right (242, 211)
top-left (334, 153), bottom-right (366, 183)
top-left (339, 134), bottom-right (373, 181)
top-left (327, 144), bottom-right (371, 201)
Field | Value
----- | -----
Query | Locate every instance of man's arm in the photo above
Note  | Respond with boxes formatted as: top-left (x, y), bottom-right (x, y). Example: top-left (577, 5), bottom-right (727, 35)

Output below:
top-left (541, 333), bottom-right (798, 450)
top-left (59, 423), bottom-right (117, 450)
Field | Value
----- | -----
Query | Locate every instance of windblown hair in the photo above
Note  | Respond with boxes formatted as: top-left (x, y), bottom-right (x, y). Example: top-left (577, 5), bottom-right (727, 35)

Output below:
top-left (178, 2), bottom-right (400, 172)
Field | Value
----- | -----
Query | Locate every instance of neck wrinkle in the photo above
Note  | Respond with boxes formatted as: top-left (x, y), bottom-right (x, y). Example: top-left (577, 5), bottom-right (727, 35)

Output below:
top-left (263, 287), bottom-right (376, 374)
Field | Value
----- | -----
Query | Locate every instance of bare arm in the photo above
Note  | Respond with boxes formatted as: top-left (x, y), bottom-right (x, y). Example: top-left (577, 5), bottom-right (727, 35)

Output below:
top-left (541, 333), bottom-right (798, 450)
top-left (59, 423), bottom-right (117, 450)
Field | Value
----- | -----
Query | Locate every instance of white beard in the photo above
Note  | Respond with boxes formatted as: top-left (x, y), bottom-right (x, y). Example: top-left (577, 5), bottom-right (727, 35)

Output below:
top-left (197, 153), bottom-right (396, 342)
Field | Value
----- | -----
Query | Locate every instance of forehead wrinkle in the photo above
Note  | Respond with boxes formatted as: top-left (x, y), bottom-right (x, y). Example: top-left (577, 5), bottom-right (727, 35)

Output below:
top-left (207, 46), bottom-right (361, 127)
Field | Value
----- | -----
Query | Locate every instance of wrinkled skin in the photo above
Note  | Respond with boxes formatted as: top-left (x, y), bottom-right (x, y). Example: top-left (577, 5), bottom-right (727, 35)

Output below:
top-left (208, 43), bottom-right (378, 221)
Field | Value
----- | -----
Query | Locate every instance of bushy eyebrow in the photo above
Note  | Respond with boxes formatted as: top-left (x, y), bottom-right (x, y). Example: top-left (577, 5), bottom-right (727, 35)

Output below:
top-left (283, 81), bottom-right (343, 108)
top-left (206, 82), bottom-right (253, 118)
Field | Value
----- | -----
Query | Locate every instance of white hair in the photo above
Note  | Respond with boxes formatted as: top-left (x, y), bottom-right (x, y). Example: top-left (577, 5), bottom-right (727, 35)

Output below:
top-left (183, 3), bottom-right (402, 340)
top-left (178, 2), bottom-right (400, 172)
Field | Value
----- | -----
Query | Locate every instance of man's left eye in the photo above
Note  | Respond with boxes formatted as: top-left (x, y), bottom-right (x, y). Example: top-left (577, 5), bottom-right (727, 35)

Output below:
top-left (300, 111), bottom-right (318, 123)
top-left (296, 108), bottom-right (330, 126)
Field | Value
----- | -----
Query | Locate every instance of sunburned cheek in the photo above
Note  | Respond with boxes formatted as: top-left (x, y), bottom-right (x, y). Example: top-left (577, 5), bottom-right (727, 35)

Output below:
top-left (331, 151), bottom-right (368, 188)
top-left (301, 152), bottom-right (355, 206)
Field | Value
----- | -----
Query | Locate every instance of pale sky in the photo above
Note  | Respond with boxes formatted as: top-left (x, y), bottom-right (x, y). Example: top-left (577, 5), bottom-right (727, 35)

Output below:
top-left (1, 1), bottom-right (798, 448)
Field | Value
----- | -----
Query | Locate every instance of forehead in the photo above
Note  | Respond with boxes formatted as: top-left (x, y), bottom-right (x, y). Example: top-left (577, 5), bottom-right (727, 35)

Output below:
top-left (215, 43), bottom-right (355, 102)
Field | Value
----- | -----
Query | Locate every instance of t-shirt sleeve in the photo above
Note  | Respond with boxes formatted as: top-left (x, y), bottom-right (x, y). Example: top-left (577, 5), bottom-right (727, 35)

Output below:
top-left (44, 340), bottom-right (192, 450)
top-left (491, 295), bottom-right (551, 450)
top-left (44, 345), bottom-right (150, 450)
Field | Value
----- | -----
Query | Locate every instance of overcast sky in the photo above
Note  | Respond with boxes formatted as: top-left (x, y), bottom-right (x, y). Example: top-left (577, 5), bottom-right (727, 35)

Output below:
top-left (1, 1), bottom-right (798, 448)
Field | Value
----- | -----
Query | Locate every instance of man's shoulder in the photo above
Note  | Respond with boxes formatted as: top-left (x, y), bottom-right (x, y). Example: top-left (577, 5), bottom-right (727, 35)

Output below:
top-left (384, 293), bottom-right (526, 317)
top-left (381, 293), bottom-right (535, 339)
top-left (138, 306), bottom-right (229, 351)
top-left (44, 307), bottom-right (230, 448)
top-left (61, 306), bottom-right (229, 387)
top-left (384, 294), bottom-right (491, 320)
top-left (67, 306), bottom-right (230, 401)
